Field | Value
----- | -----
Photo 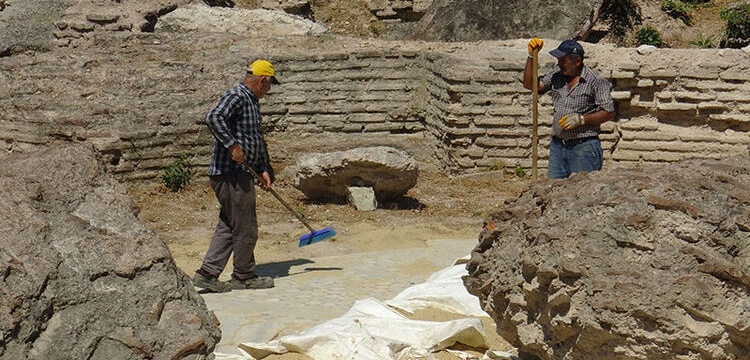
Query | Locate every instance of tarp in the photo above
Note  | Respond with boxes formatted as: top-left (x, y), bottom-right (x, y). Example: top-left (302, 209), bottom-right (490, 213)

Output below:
top-left (218, 257), bottom-right (507, 360)
top-left (239, 297), bottom-right (486, 360)
top-left (385, 261), bottom-right (486, 317)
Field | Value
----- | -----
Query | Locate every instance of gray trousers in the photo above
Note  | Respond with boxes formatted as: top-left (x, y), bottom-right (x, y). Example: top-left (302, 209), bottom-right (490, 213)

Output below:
top-left (199, 173), bottom-right (258, 281)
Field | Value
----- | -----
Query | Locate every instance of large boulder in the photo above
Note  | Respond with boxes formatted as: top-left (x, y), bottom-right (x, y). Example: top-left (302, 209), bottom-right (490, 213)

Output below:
top-left (410, 0), bottom-right (604, 42)
top-left (464, 156), bottom-right (750, 360)
top-left (0, 144), bottom-right (220, 359)
top-left (294, 146), bottom-right (418, 202)
top-left (154, 4), bottom-right (329, 35)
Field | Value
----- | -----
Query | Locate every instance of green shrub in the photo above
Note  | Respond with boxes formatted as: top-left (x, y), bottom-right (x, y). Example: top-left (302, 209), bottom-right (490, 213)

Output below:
top-left (721, 2), bottom-right (750, 40)
top-left (162, 154), bottom-right (192, 192)
top-left (687, 33), bottom-right (715, 48)
top-left (600, 0), bottom-right (643, 37)
top-left (636, 26), bottom-right (663, 46)
top-left (661, 0), bottom-right (694, 25)
top-left (514, 165), bottom-right (527, 178)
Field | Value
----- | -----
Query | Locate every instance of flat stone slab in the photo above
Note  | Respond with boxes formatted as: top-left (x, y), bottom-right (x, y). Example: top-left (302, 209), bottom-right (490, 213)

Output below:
top-left (347, 186), bottom-right (378, 211)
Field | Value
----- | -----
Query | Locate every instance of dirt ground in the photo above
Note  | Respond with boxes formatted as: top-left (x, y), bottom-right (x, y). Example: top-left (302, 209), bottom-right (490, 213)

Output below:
top-left (127, 133), bottom-right (531, 358)
top-left (128, 133), bottom-right (532, 275)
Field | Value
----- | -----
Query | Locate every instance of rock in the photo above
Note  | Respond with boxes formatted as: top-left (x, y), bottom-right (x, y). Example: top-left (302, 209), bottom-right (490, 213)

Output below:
top-left (463, 156), bottom-right (750, 360)
top-left (0, 0), bottom-right (67, 55)
top-left (154, 4), bottom-right (329, 35)
top-left (347, 186), bottom-right (378, 211)
top-left (366, 0), bottom-right (431, 21)
top-left (0, 144), bottom-right (220, 359)
top-left (294, 146), bottom-right (418, 201)
top-left (259, 0), bottom-right (314, 20)
top-left (410, 0), bottom-right (604, 42)
top-left (637, 44), bottom-right (657, 54)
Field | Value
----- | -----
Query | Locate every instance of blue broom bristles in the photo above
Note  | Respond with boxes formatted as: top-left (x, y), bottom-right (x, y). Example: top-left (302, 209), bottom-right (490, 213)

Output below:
top-left (298, 227), bottom-right (336, 247)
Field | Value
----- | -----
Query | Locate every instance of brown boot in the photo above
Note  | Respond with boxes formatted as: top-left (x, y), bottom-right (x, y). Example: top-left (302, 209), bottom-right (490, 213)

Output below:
top-left (230, 275), bottom-right (274, 290)
top-left (192, 272), bottom-right (232, 293)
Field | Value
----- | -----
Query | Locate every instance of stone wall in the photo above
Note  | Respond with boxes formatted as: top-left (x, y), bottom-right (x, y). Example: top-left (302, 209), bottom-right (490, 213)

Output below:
top-left (0, 34), bottom-right (748, 182)
top-left (263, 50), bottom-right (425, 134)
top-left (263, 42), bottom-right (750, 173)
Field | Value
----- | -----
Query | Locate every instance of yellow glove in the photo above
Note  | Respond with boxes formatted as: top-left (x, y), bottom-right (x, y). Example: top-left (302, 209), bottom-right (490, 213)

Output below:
top-left (528, 37), bottom-right (544, 56)
top-left (558, 113), bottom-right (585, 130)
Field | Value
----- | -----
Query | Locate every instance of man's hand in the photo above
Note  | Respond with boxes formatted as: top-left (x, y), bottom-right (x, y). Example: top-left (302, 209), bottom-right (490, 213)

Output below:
top-left (258, 171), bottom-right (272, 191)
top-left (558, 114), bottom-right (585, 130)
top-left (229, 144), bottom-right (244, 164)
top-left (528, 37), bottom-right (544, 56)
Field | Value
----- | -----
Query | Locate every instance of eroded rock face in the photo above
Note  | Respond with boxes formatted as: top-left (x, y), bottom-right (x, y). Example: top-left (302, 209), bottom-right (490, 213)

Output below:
top-left (0, 0), bottom-right (68, 54)
top-left (411, 0), bottom-right (604, 42)
top-left (464, 157), bottom-right (750, 360)
top-left (0, 144), bottom-right (220, 360)
top-left (294, 146), bottom-right (418, 201)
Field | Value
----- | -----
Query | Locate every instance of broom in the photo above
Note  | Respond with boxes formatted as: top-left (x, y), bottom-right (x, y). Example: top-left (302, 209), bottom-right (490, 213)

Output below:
top-left (242, 162), bottom-right (336, 247)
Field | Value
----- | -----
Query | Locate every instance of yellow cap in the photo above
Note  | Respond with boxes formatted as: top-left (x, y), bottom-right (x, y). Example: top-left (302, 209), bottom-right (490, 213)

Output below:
top-left (247, 59), bottom-right (280, 84)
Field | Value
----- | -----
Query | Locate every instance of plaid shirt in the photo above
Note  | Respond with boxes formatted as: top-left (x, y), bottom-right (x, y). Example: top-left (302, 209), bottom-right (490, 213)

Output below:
top-left (540, 66), bottom-right (615, 140)
top-left (206, 83), bottom-right (271, 176)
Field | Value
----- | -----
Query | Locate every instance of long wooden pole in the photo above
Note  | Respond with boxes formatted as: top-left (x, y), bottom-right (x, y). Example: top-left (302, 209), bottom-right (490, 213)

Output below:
top-left (531, 47), bottom-right (539, 181)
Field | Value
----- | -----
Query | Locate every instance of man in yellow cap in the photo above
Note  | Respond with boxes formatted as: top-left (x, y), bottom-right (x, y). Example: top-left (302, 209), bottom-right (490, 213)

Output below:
top-left (193, 59), bottom-right (280, 292)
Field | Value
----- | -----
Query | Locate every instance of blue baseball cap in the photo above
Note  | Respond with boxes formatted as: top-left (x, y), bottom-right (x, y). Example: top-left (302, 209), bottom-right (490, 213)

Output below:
top-left (549, 40), bottom-right (585, 58)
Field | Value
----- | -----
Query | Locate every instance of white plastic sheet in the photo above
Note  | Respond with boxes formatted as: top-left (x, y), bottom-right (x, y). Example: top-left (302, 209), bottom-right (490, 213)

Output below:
top-left (238, 297), bottom-right (487, 360)
top-left (385, 261), bottom-right (486, 317)
top-left (228, 256), bottom-right (494, 360)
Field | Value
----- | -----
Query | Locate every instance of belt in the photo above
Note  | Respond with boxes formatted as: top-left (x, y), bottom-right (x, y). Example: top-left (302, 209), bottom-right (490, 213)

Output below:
top-left (553, 136), bottom-right (597, 145)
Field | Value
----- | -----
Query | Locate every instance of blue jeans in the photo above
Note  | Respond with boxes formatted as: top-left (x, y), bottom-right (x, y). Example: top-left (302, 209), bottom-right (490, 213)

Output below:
top-left (548, 137), bottom-right (603, 179)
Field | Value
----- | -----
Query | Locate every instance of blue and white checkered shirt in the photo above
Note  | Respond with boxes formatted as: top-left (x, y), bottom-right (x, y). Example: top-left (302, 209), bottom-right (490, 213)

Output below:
top-left (206, 83), bottom-right (271, 176)
top-left (540, 66), bottom-right (615, 140)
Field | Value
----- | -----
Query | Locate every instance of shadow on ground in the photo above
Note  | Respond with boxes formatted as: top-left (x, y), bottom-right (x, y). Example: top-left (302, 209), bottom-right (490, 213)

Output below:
top-left (256, 258), bottom-right (343, 277)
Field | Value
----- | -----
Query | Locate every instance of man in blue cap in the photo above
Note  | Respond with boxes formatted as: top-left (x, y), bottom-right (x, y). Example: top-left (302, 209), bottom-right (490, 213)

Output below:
top-left (523, 38), bottom-right (615, 179)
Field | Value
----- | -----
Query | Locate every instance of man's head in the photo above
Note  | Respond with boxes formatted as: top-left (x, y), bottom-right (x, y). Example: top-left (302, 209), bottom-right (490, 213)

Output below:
top-left (549, 40), bottom-right (584, 77)
top-left (247, 59), bottom-right (280, 84)
top-left (549, 39), bottom-right (584, 58)
top-left (245, 59), bottom-right (279, 98)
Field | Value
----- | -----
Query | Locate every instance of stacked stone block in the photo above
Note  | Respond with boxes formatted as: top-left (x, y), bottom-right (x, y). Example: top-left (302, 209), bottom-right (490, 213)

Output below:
top-left (1, 34), bottom-right (748, 182)
top-left (263, 51), bottom-right (425, 134)
top-left (599, 49), bottom-right (750, 165)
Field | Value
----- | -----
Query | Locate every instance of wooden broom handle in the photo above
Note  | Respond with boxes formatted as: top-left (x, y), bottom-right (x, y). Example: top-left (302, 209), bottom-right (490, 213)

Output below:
top-left (531, 47), bottom-right (539, 181)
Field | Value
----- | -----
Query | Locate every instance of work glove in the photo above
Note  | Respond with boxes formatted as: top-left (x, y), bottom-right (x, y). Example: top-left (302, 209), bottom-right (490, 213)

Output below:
top-left (528, 37), bottom-right (544, 56)
top-left (558, 113), bottom-right (585, 130)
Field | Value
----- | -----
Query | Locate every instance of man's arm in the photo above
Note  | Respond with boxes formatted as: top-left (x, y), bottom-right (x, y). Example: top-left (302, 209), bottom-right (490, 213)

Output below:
top-left (206, 93), bottom-right (241, 149)
top-left (523, 56), bottom-right (542, 91)
top-left (207, 93), bottom-right (245, 163)
top-left (591, 76), bottom-right (616, 125)
top-left (582, 110), bottom-right (615, 126)
top-left (523, 37), bottom-right (544, 90)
